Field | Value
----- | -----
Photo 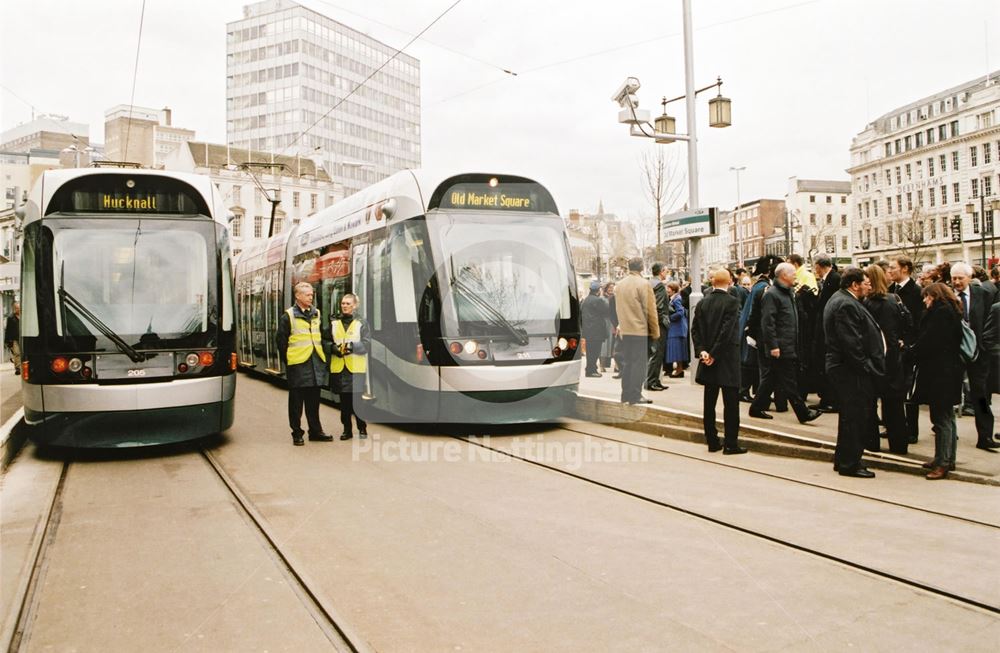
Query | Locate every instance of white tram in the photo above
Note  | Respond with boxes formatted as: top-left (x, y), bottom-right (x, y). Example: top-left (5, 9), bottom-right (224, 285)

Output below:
top-left (235, 170), bottom-right (581, 423)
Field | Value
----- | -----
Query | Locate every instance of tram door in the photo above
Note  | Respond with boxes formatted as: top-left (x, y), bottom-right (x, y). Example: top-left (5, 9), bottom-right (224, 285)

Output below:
top-left (366, 235), bottom-right (388, 407)
top-left (352, 242), bottom-right (371, 400)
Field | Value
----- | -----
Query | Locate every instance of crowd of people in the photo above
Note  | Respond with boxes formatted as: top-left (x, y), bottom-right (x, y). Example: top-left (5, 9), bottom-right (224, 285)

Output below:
top-left (581, 254), bottom-right (1000, 480)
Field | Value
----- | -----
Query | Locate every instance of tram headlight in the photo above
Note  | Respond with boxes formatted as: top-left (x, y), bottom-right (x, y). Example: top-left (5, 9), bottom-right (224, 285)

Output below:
top-left (463, 340), bottom-right (478, 355)
top-left (185, 353), bottom-right (200, 367)
top-left (557, 337), bottom-right (568, 351)
top-left (67, 358), bottom-right (83, 373)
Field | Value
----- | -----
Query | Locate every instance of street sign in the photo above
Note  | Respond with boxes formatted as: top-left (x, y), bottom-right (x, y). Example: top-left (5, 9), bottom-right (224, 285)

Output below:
top-left (660, 208), bottom-right (716, 242)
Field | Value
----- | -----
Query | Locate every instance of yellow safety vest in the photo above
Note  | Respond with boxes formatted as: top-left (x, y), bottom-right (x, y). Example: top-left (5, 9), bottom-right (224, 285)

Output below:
top-left (286, 307), bottom-right (326, 365)
top-left (330, 318), bottom-right (367, 373)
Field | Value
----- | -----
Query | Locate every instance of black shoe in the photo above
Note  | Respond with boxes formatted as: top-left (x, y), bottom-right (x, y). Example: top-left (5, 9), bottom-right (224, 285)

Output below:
top-left (340, 432), bottom-right (353, 440)
top-left (839, 467), bottom-right (875, 478)
top-left (749, 410), bottom-right (773, 420)
top-left (723, 446), bottom-right (748, 455)
top-left (975, 441), bottom-right (1000, 451)
top-left (645, 383), bottom-right (666, 391)
top-left (359, 428), bottom-right (368, 439)
top-left (799, 409), bottom-right (822, 424)
top-left (908, 434), bottom-right (918, 444)
top-left (707, 441), bottom-right (723, 453)
top-left (309, 433), bottom-right (334, 442)
top-left (292, 435), bottom-right (304, 446)
top-left (739, 393), bottom-right (754, 403)
top-left (585, 372), bottom-right (602, 378)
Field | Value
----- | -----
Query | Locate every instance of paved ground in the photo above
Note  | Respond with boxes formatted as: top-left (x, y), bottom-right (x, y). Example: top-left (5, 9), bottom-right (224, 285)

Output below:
top-left (4, 375), bottom-right (997, 651)
top-left (578, 365), bottom-right (1000, 478)
top-left (1, 362), bottom-right (21, 426)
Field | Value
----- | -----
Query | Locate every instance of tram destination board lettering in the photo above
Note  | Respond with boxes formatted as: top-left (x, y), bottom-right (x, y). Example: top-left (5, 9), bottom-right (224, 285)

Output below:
top-left (100, 194), bottom-right (158, 210)
top-left (444, 189), bottom-right (533, 210)
top-left (660, 208), bottom-right (717, 242)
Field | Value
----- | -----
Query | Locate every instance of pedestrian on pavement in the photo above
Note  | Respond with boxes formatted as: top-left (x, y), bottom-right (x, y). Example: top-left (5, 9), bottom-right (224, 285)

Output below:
top-left (863, 264), bottom-right (912, 455)
top-left (913, 283), bottom-right (965, 479)
top-left (739, 255), bottom-right (781, 403)
top-left (645, 264), bottom-right (669, 391)
top-left (749, 262), bottom-right (822, 424)
top-left (4, 302), bottom-right (20, 374)
top-left (824, 267), bottom-right (886, 477)
top-left (888, 255), bottom-right (923, 444)
top-left (331, 293), bottom-right (370, 440)
top-left (692, 268), bottom-right (745, 454)
top-left (581, 281), bottom-right (611, 378)
top-left (603, 282), bottom-right (622, 378)
top-left (276, 282), bottom-right (332, 446)
top-left (614, 257), bottom-right (659, 405)
top-left (728, 268), bottom-right (750, 308)
top-left (950, 262), bottom-right (998, 451)
top-left (973, 265), bottom-right (999, 304)
top-left (665, 281), bottom-right (689, 378)
top-left (810, 256), bottom-right (840, 413)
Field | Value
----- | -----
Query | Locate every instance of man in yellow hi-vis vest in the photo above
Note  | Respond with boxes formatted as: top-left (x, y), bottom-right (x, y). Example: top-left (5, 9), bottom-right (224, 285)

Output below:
top-left (276, 282), bottom-right (332, 446)
top-left (330, 293), bottom-right (370, 440)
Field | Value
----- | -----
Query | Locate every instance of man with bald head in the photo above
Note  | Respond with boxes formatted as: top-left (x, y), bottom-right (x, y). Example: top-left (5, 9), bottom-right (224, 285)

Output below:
top-left (692, 269), bottom-right (746, 453)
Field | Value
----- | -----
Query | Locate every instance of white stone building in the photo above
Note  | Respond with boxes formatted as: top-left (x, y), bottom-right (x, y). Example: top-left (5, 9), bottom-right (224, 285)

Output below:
top-left (104, 105), bottom-right (195, 168)
top-left (162, 141), bottom-right (340, 259)
top-left (848, 71), bottom-right (1000, 266)
top-left (226, 0), bottom-right (421, 198)
top-left (785, 177), bottom-right (852, 265)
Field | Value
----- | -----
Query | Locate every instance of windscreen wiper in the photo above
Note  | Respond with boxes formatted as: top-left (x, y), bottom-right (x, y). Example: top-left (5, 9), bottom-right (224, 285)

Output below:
top-left (450, 275), bottom-right (529, 345)
top-left (58, 273), bottom-right (147, 363)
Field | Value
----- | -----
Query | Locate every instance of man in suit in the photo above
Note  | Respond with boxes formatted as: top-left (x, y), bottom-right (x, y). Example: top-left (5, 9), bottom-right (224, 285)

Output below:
top-left (692, 269), bottom-right (745, 454)
top-left (824, 267), bottom-right (887, 477)
top-left (749, 263), bottom-right (822, 424)
top-left (728, 268), bottom-right (750, 308)
top-left (811, 256), bottom-right (840, 412)
top-left (950, 262), bottom-right (999, 450)
top-left (581, 281), bottom-right (610, 377)
top-left (645, 263), bottom-right (669, 391)
top-left (615, 258), bottom-right (659, 405)
top-left (888, 255), bottom-right (923, 443)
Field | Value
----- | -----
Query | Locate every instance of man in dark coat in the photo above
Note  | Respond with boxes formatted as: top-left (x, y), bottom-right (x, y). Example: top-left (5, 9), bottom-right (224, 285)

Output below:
top-left (739, 256), bottom-right (780, 402)
top-left (4, 301), bottom-right (20, 374)
top-left (749, 263), bottom-right (822, 424)
top-left (888, 255), bottom-right (923, 443)
top-left (645, 263), bottom-right (669, 391)
top-left (692, 269), bottom-right (745, 454)
top-left (825, 267), bottom-right (887, 477)
top-left (330, 293), bottom-right (371, 440)
top-left (276, 282), bottom-right (333, 446)
top-left (811, 256), bottom-right (840, 412)
top-left (950, 263), bottom-right (999, 450)
top-left (581, 281), bottom-right (610, 377)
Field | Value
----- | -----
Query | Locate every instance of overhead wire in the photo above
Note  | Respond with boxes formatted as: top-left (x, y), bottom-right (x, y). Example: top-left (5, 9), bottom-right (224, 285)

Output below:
top-left (123, 0), bottom-right (147, 162)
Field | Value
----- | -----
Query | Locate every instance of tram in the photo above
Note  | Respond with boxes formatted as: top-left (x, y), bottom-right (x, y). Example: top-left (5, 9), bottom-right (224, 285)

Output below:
top-left (17, 168), bottom-right (237, 447)
top-left (235, 170), bottom-right (581, 423)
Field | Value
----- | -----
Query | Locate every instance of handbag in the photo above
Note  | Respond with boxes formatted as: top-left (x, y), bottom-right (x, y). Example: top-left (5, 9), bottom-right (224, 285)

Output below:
top-left (960, 321), bottom-right (978, 364)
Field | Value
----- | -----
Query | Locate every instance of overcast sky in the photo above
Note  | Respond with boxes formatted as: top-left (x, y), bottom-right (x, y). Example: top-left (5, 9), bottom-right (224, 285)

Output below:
top-left (2, 0), bottom-right (999, 220)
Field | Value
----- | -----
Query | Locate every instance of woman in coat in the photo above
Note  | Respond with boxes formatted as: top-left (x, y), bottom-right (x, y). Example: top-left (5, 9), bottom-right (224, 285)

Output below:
top-left (665, 281), bottom-right (689, 378)
top-left (911, 282), bottom-right (964, 480)
top-left (863, 264), bottom-right (913, 454)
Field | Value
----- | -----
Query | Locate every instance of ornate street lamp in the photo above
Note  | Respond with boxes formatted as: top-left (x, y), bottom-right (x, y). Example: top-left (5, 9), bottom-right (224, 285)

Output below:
top-left (708, 78), bottom-right (732, 128)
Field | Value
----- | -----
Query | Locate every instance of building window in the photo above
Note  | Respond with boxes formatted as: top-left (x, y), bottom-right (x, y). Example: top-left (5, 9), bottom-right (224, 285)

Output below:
top-left (970, 145), bottom-right (978, 167)
top-left (942, 216), bottom-right (948, 237)
top-left (884, 143), bottom-right (892, 158)
top-left (953, 182), bottom-right (960, 203)
top-left (953, 151), bottom-right (959, 170)
top-left (915, 132), bottom-right (923, 148)
top-left (942, 185), bottom-right (948, 204)
top-left (897, 194), bottom-right (902, 213)
top-left (926, 127), bottom-right (935, 144)
top-left (810, 213), bottom-right (816, 225)
top-left (895, 166), bottom-right (901, 184)
top-left (874, 228), bottom-right (879, 245)
top-left (904, 135), bottom-right (912, 151)
top-left (233, 185), bottom-right (242, 205)
top-left (826, 195), bottom-right (832, 203)
top-left (985, 142), bottom-right (993, 165)
top-left (842, 236), bottom-right (848, 251)
top-left (841, 196), bottom-right (846, 204)
top-left (885, 170), bottom-right (892, 185)
top-left (310, 193), bottom-right (318, 210)
top-left (973, 212), bottom-right (980, 234)
top-left (985, 176), bottom-right (994, 198)
top-left (897, 223), bottom-right (903, 242)
top-left (905, 163), bottom-right (912, 180)
top-left (841, 214), bottom-right (848, 226)
top-left (939, 124), bottom-right (947, 141)
top-left (918, 190), bottom-right (924, 207)
top-left (254, 215), bottom-right (263, 238)
top-left (950, 120), bottom-right (959, 138)
top-left (929, 187), bottom-right (936, 207)
top-left (887, 196), bottom-right (893, 214)
top-left (809, 195), bottom-right (815, 203)
top-left (906, 192), bottom-right (913, 211)
top-left (232, 215), bottom-right (242, 237)
top-left (274, 217), bottom-right (283, 233)
top-left (293, 191), bottom-right (300, 208)
top-left (940, 153), bottom-right (947, 172)
top-left (826, 214), bottom-right (833, 224)
top-left (972, 178), bottom-right (979, 199)
top-left (928, 157), bottom-right (935, 177)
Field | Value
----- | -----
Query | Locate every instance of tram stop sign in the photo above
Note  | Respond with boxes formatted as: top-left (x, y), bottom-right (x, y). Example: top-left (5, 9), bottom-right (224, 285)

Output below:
top-left (660, 208), bottom-right (717, 243)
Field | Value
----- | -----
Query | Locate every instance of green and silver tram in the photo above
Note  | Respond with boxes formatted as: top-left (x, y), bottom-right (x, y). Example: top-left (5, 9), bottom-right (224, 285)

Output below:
top-left (236, 170), bottom-right (581, 423)
top-left (17, 169), bottom-right (237, 447)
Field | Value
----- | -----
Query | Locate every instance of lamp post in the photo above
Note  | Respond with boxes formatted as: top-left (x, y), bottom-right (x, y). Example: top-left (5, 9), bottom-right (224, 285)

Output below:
top-left (729, 166), bottom-right (745, 267)
top-left (966, 195), bottom-right (1000, 268)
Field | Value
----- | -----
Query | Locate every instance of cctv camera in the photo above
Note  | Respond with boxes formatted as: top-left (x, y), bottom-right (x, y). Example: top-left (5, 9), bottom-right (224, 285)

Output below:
top-left (611, 77), bottom-right (641, 106)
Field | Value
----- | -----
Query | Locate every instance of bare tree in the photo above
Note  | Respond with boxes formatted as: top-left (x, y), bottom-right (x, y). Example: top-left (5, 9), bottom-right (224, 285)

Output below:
top-left (639, 147), bottom-right (686, 246)
top-left (897, 207), bottom-right (928, 263)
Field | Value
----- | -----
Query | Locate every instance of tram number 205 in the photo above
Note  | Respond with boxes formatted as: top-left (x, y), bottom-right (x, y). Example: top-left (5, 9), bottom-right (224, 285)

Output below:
top-left (127, 369), bottom-right (147, 377)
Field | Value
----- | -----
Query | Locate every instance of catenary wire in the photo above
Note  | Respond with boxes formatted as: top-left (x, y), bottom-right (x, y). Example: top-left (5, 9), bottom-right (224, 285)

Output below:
top-left (123, 0), bottom-right (147, 163)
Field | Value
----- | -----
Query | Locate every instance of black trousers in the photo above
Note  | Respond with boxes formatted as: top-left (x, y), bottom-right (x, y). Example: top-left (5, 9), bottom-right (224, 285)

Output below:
top-left (704, 384), bottom-right (740, 448)
top-left (739, 348), bottom-right (758, 397)
top-left (585, 338), bottom-right (604, 374)
top-left (646, 331), bottom-right (666, 387)
top-left (339, 390), bottom-right (368, 434)
top-left (829, 366), bottom-right (875, 471)
top-left (966, 362), bottom-right (995, 446)
top-left (750, 356), bottom-right (801, 417)
top-left (619, 335), bottom-right (648, 403)
top-left (288, 386), bottom-right (323, 436)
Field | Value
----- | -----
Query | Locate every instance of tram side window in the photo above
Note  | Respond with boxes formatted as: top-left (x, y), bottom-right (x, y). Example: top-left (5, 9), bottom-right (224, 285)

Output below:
top-left (369, 238), bottom-right (386, 331)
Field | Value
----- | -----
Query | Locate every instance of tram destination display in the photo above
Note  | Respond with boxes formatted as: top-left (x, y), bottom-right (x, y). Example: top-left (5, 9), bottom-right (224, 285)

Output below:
top-left (428, 174), bottom-right (559, 214)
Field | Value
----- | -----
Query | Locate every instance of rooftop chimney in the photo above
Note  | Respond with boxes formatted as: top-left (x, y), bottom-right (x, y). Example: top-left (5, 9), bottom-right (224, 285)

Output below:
top-left (162, 107), bottom-right (172, 126)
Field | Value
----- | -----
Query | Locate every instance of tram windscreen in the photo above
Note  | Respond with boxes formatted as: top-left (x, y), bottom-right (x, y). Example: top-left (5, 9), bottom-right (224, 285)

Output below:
top-left (438, 216), bottom-right (572, 337)
top-left (50, 219), bottom-right (215, 345)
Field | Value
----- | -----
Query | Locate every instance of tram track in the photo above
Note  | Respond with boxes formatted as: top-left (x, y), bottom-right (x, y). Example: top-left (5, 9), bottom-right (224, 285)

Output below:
top-left (4, 462), bottom-right (69, 653)
top-left (561, 424), bottom-right (1000, 530)
top-left (199, 448), bottom-right (370, 653)
top-left (456, 431), bottom-right (1000, 616)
